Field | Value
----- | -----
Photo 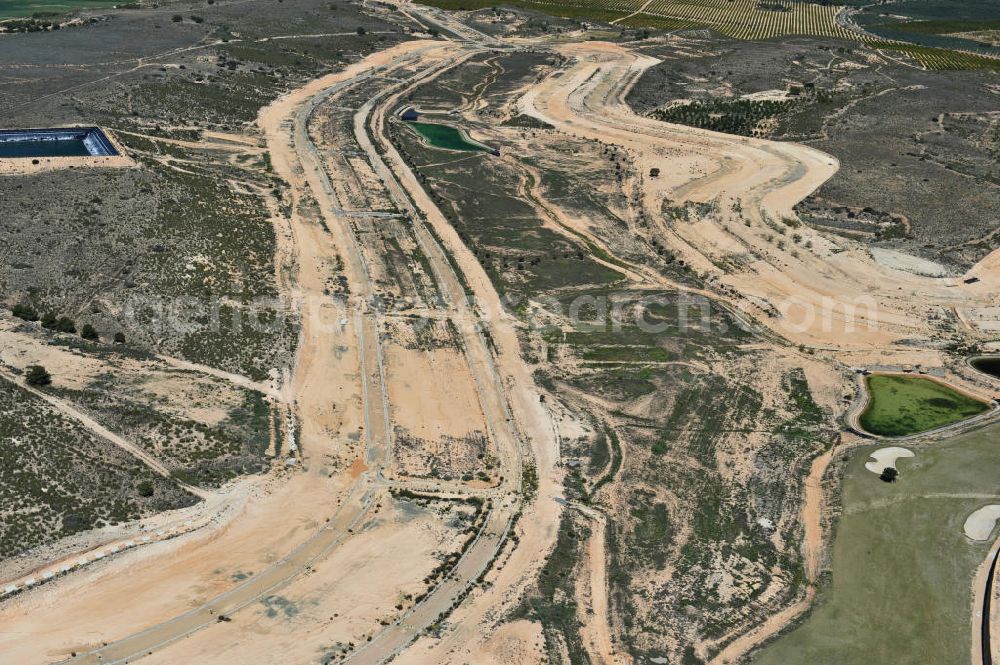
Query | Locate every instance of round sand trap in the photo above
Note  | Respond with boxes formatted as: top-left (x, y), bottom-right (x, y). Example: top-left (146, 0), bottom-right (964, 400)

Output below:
top-left (864, 446), bottom-right (915, 475)
top-left (964, 505), bottom-right (1000, 541)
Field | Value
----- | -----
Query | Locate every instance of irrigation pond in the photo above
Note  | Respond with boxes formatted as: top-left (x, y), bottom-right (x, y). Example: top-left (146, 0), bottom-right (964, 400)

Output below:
top-left (407, 122), bottom-right (492, 153)
top-left (859, 374), bottom-right (989, 437)
top-left (0, 128), bottom-right (118, 159)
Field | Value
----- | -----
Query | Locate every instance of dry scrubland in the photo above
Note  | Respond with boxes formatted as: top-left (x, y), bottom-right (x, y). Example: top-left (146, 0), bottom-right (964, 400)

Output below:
top-left (0, 0), bottom-right (406, 380)
top-left (390, 48), bottom-right (842, 663)
top-left (626, 37), bottom-right (1000, 271)
top-left (0, 379), bottom-right (195, 560)
top-left (0, 2), bottom-right (997, 665)
top-left (0, 0), bottom-right (408, 567)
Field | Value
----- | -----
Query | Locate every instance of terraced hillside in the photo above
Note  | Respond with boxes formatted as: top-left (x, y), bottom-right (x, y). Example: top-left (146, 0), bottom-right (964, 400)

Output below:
top-left (419, 0), bottom-right (857, 39)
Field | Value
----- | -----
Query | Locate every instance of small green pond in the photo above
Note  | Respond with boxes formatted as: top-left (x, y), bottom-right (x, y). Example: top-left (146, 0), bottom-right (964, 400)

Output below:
top-left (407, 122), bottom-right (490, 153)
top-left (859, 374), bottom-right (989, 437)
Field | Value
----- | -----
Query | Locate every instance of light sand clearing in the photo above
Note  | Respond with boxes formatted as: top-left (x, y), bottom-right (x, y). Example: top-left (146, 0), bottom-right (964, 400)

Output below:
top-left (0, 470), bottom-right (354, 665)
top-left (965, 506), bottom-right (1000, 541)
top-left (864, 446), bottom-right (915, 475)
top-left (458, 619), bottom-right (547, 665)
top-left (385, 343), bottom-right (488, 440)
top-left (574, 505), bottom-right (629, 665)
top-left (869, 247), bottom-right (951, 277)
top-left (137, 498), bottom-right (472, 664)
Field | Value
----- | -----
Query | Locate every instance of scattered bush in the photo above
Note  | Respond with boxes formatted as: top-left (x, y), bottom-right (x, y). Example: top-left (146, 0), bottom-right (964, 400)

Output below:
top-left (55, 317), bottom-right (76, 334)
top-left (81, 324), bottom-right (99, 341)
top-left (25, 365), bottom-right (52, 387)
top-left (11, 304), bottom-right (38, 321)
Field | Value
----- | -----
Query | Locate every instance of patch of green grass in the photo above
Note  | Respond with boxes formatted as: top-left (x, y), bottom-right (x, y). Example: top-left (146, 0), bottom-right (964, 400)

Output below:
top-left (754, 423), bottom-right (1000, 665)
top-left (859, 374), bottom-right (988, 436)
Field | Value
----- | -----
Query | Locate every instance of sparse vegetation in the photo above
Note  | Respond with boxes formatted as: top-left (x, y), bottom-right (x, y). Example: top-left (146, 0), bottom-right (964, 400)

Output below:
top-left (25, 365), bottom-right (51, 386)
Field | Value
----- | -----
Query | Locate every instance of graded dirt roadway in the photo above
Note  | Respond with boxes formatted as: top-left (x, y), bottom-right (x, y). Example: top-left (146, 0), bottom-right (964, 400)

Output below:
top-left (0, 38), bottom-right (559, 665)
top-left (519, 41), bottom-right (1000, 352)
top-left (0, 44), bottom-right (404, 665)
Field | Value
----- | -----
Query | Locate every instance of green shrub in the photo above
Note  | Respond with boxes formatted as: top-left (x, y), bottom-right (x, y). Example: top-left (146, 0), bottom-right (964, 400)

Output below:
top-left (25, 365), bottom-right (51, 387)
top-left (81, 324), bottom-right (99, 341)
top-left (55, 317), bottom-right (76, 334)
top-left (11, 304), bottom-right (38, 321)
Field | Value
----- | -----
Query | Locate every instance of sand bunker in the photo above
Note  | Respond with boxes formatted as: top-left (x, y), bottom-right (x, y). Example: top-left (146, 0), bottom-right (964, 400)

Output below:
top-left (964, 505), bottom-right (1000, 541)
top-left (864, 446), bottom-right (914, 475)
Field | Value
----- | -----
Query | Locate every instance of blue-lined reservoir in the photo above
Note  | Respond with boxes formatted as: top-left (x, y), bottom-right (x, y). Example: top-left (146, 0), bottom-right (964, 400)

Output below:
top-left (0, 127), bottom-right (119, 158)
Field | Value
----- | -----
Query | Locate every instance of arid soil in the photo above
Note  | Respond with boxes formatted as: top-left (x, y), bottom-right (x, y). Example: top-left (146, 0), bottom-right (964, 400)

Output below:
top-left (1, 3), bottom-right (998, 665)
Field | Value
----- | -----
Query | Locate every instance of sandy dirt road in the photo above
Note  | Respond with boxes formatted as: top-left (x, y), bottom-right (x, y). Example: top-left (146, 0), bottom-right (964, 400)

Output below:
top-left (0, 45), bottom-right (428, 665)
top-left (0, 37), bottom-right (556, 665)
top-left (338, 44), bottom-right (562, 664)
top-left (519, 41), bottom-right (999, 352)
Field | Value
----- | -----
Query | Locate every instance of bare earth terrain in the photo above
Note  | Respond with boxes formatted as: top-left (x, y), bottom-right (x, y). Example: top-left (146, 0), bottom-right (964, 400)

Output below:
top-left (1, 1), bottom-right (998, 665)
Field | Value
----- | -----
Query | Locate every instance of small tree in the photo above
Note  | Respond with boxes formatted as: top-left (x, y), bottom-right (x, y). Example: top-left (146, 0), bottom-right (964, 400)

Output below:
top-left (649, 167), bottom-right (660, 178)
top-left (25, 365), bottom-right (51, 387)
top-left (171, 13), bottom-right (182, 21)
top-left (40, 312), bottom-right (57, 329)
top-left (879, 467), bottom-right (898, 483)
top-left (11, 304), bottom-right (38, 321)
top-left (136, 481), bottom-right (155, 497)
top-left (356, 26), bottom-right (366, 35)
top-left (114, 331), bottom-right (127, 344)
top-left (55, 316), bottom-right (76, 334)
top-left (81, 324), bottom-right (99, 341)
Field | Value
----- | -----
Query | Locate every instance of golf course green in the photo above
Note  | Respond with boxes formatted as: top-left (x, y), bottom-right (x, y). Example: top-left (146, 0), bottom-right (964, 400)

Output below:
top-left (407, 122), bottom-right (490, 152)
top-left (753, 422), bottom-right (1000, 665)
top-left (859, 374), bottom-right (989, 437)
